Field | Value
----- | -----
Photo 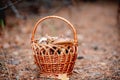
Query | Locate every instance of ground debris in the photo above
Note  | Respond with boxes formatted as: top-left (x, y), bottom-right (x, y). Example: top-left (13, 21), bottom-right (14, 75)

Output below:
top-left (0, 2), bottom-right (120, 80)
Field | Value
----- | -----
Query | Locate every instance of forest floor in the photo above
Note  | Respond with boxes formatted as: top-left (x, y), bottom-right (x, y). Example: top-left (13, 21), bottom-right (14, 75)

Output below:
top-left (0, 2), bottom-right (120, 80)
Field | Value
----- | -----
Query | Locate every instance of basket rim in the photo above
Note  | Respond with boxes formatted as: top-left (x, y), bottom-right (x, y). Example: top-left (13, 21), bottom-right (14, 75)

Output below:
top-left (31, 39), bottom-right (75, 45)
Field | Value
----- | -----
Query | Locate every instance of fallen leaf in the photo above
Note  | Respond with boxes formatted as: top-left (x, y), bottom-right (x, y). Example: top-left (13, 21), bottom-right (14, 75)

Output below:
top-left (58, 74), bottom-right (69, 80)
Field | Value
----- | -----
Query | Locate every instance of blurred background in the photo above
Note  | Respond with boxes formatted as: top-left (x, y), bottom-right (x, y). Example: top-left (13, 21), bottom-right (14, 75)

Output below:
top-left (0, 0), bottom-right (120, 80)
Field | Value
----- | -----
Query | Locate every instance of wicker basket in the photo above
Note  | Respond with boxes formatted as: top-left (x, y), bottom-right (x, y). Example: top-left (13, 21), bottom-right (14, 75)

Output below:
top-left (31, 16), bottom-right (78, 78)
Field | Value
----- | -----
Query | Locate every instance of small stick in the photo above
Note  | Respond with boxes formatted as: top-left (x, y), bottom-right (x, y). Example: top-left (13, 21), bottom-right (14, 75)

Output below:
top-left (8, 0), bottom-right (25, 19)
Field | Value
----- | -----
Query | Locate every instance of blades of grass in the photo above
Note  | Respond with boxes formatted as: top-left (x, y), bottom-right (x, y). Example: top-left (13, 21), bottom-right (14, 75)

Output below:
top-left (0, 19), bottom-right (5, 29)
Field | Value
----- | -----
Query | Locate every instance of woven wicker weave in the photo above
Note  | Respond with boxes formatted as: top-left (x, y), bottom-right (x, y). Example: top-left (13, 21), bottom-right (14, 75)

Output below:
top-left (31, 16), bottom-right (78, 78)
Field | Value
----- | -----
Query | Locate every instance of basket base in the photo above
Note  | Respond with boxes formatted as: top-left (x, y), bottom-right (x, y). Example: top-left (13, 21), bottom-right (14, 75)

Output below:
top-left (39, 72), bottom-right (72, 79)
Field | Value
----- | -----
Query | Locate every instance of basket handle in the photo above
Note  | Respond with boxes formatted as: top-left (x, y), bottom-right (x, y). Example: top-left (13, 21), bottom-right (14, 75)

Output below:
top-left (31, 16), bottom-right (78, 44)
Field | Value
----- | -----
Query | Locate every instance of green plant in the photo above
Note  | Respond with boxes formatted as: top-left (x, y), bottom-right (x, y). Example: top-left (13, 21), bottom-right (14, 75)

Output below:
top-left (0, 19), bottom-right (5, 29)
